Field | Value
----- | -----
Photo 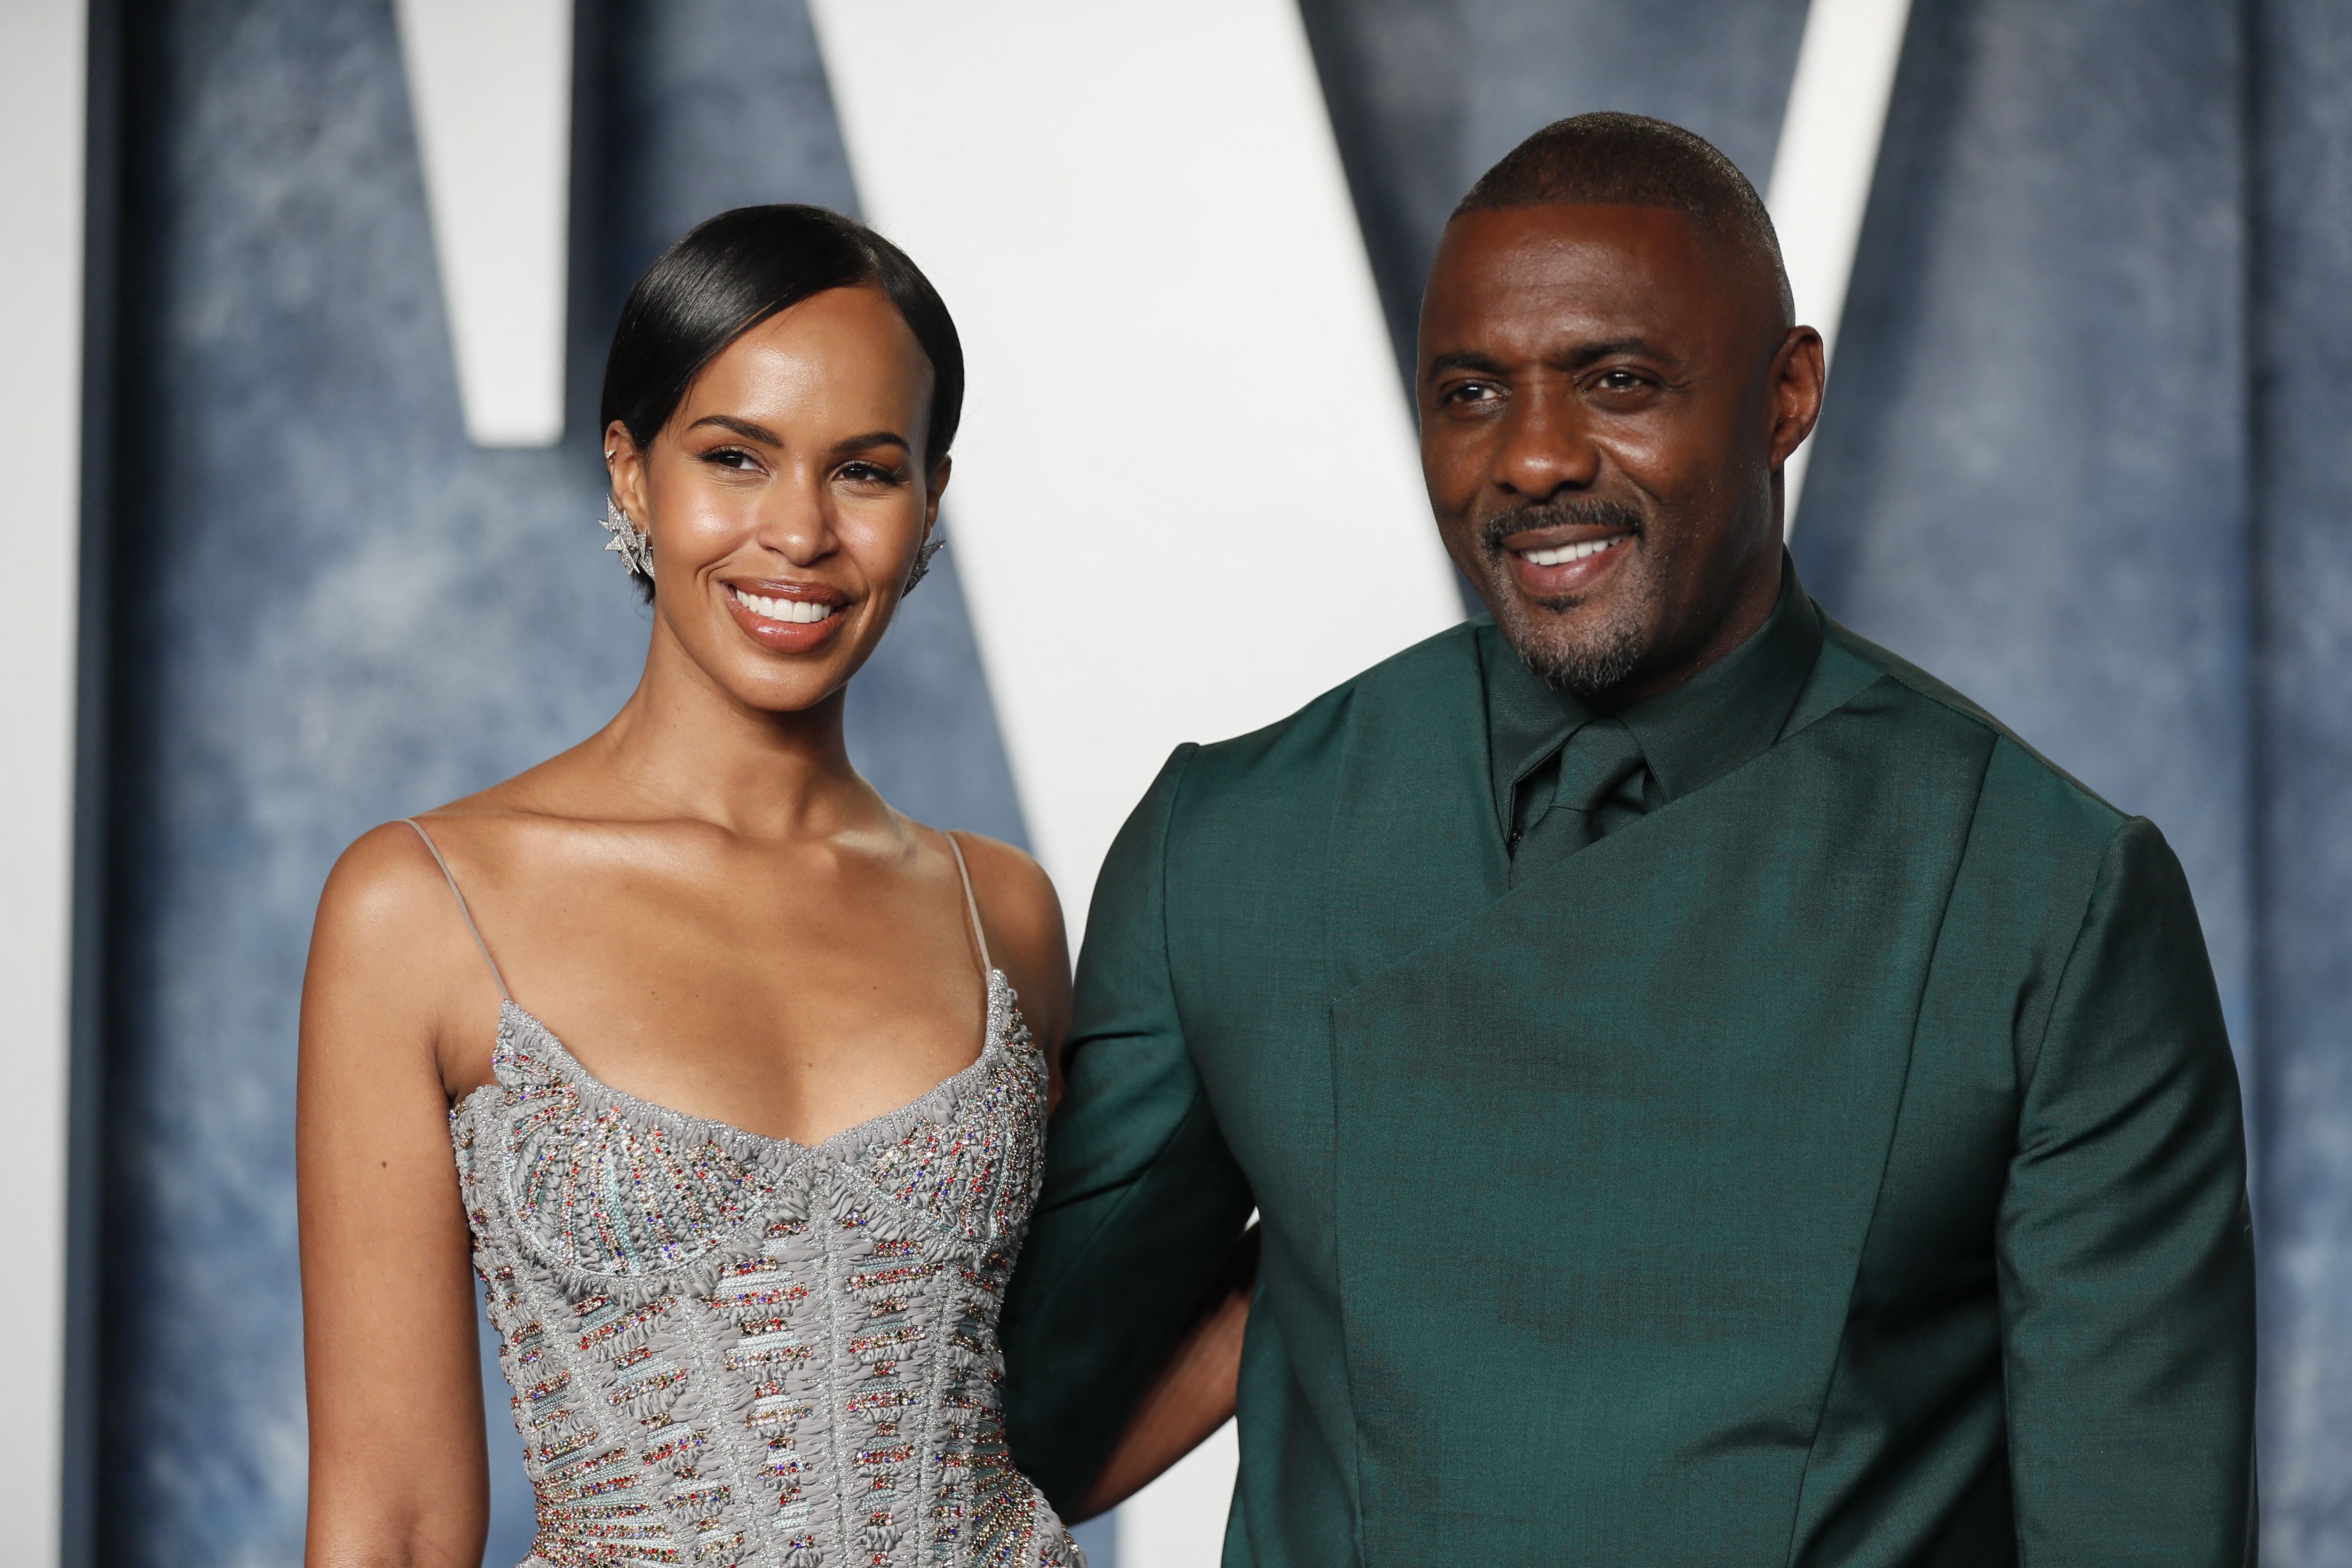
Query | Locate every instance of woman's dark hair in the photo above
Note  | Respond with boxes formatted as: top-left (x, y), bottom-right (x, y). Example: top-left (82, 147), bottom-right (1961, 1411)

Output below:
top-left (599, 204), bottom-right (964, 468)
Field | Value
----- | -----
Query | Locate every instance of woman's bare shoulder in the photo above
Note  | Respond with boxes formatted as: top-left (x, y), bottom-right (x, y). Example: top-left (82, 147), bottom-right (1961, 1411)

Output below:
top-left (312, 745), bottom-right (597, 966)
top-left (317, 819), bottom-right (465, 934)
top-left (938, 829), bottom-right (1070, 1037)
top-left (941, 830), bottom-right (1072, 1089)
top-left (304, 822), bottom-right (493, 1080)
top-left (943, 831), bottom-right (1064, 950)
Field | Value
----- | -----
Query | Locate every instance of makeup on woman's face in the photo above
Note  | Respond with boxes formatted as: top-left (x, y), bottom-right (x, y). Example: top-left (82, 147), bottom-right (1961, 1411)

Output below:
top-left (624, 284), bottom-right (943, 712)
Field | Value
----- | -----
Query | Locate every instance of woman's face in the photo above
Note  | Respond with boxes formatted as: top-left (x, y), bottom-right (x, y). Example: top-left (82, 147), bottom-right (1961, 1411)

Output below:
top-left (610, 285), bottom-right (946, 715)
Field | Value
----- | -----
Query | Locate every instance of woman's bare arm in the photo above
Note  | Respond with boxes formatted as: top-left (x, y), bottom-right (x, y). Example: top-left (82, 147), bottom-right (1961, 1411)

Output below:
top-left (299, 826), bottom-right (498, 1568)
top-left (958, 827), bottom-right (1253, 1517)
top-left (1073, 1227), bottom-right (1258, 1520)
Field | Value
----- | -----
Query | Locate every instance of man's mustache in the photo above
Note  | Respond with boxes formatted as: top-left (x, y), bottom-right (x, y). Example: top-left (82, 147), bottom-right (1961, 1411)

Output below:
top-left (1481, 498), bottom-right (1645, 554)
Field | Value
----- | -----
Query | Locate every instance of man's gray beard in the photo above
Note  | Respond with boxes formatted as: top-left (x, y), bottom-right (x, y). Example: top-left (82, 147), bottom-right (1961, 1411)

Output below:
top-left (1483, 498), bottom-right (1649, 696)
top-left (1502, 595), bottom-right (1646, 696)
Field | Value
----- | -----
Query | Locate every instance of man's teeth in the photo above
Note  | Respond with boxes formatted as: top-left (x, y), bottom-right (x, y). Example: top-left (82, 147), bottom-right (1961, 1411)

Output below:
top-left (1519, 536), bottom-right (1628, 567)
top-left (731, 587), bottom-right (837, 624)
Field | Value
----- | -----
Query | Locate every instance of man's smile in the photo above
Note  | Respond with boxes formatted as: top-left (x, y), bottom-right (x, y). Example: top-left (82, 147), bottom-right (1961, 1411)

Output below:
top-left (1517, 534), bottom-right (1629, 567)
top-left (1502, 527), bottom-right (1634, 597)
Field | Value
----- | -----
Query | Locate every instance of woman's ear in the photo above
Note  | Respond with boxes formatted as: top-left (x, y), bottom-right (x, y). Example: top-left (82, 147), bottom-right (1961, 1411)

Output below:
top-left (924, 454), bottom-right (953, 528)
top-left (606, 420), bottom-right (654, 526)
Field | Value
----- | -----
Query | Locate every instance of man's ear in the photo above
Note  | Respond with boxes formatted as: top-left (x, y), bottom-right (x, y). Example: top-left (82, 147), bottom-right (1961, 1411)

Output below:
top-left (1768, 326), bottom-right (1826, 470)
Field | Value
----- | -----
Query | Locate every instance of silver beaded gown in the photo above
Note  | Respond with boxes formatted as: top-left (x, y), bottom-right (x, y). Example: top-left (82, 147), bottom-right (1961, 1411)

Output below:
top-left (407, 820), bottom-right (1084, 1568)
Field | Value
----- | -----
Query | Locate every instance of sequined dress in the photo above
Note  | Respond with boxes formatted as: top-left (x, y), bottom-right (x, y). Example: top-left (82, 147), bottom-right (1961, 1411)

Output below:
top-left (407, 819), bottom-right (1084, 1568)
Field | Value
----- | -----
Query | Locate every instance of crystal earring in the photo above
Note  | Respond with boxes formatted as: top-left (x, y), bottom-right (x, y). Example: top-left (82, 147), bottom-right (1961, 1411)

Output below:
top-left (600, 498), bottom-right (655, 582)
top-left (905, 533), bottom-right (946, 593)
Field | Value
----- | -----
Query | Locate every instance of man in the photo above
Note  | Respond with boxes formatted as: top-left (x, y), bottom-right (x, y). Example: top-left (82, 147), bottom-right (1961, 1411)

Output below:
top-left (1002, 113), bottom-right (2254, 1564)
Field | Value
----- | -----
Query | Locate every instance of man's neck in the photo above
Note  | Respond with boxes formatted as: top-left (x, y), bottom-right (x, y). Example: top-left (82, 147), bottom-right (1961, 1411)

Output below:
top-left (1584, 539), bottom-right (1786, 710)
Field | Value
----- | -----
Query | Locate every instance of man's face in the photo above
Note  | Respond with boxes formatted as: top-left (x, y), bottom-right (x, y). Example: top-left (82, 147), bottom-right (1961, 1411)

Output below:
top-left (1417, 203), bottom-right (1819, 702)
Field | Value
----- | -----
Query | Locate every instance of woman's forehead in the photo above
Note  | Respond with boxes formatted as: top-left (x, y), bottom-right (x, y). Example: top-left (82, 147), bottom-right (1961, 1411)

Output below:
top-left (679, 288), bottom-right (933, 425)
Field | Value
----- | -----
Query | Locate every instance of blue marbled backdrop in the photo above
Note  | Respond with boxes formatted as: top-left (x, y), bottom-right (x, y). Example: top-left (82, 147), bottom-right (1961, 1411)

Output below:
top-left (89, 0), bottom-right (2352, 1563)
top-left (2250, 0), bottom-right (2352, 1558)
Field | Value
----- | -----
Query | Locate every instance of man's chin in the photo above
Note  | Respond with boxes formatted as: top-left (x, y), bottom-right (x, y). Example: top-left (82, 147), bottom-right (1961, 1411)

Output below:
top-left (1500, 600), bottom-right (1649, 697)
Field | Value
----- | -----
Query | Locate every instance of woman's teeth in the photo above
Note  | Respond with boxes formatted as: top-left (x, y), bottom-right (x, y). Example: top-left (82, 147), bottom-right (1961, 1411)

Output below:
top-left (732, 587), bottom-right (837, 624)
top-left (1519, 535), bottom-right (1628, 567)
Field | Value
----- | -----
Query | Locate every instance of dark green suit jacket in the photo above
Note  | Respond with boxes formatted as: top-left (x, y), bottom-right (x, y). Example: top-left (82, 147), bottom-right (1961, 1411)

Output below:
top-left (1002, 594), bottom-right (2255, 1566)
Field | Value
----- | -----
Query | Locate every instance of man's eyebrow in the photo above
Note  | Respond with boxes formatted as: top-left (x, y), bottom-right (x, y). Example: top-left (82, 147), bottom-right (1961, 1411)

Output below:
top-left (1425, 339), bottom-right (1670, 378)
top-left (1424, 350), bottom-right (1510, 378)
top-left (686, 414), bottom-right (783, 443)
top-left (1560, 337), bottom-right (1664, 367)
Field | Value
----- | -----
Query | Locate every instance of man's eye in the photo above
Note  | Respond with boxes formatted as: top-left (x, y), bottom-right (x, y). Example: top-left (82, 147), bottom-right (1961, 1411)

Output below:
top-left (1596, 370), bottom-right (1649, 392)
top-left (1446, 382), bottom-right (1498, 404)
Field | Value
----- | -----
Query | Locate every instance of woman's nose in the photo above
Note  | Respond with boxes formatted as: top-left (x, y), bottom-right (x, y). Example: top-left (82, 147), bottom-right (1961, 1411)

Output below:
top-left (755, 473), bottom-right (838, 564)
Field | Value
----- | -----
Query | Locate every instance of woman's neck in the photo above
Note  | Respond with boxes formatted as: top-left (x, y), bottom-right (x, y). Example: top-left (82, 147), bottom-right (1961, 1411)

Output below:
top-left (589, 616), bottom-right (882, 843)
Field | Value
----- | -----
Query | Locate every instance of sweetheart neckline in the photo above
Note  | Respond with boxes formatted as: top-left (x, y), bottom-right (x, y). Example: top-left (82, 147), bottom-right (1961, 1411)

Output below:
top-left (459, 968), bottom-right (1017, 1158)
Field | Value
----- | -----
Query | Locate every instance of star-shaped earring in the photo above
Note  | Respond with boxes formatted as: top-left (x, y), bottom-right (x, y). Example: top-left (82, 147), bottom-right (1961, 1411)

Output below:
top-left (601, 499), bottom-right (655, 582)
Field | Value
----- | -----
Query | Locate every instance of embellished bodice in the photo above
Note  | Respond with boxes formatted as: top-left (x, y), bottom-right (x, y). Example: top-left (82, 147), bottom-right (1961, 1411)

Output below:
top-left (451, 973), bottom-right (1081, 1568)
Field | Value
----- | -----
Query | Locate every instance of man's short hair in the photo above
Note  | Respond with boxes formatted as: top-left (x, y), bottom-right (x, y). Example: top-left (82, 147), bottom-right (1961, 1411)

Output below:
top-left (1454, 112), bottom-right (1795, 326)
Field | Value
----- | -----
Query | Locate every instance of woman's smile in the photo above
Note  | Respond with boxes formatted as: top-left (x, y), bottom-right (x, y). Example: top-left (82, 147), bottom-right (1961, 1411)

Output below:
top-left (721, 577), bottom-right (851, 653)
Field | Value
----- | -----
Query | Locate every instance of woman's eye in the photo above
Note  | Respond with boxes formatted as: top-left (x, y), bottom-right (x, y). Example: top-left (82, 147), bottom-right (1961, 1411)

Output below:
top-left (838, 460), bottom-right (903, 485)
top-left (704, 446), bottom-right (761, 472)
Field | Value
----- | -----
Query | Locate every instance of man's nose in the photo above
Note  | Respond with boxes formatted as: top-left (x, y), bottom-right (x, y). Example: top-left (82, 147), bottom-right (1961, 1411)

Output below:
top-left (1493, 388), bottom-right (1601, 500)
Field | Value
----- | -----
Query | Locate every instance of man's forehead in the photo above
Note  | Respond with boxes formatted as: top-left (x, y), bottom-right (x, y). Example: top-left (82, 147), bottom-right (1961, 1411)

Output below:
top-left (1422, 202), bottom-right (1757, 355)
top-left (1434, 205), bottom-right (1711, 295)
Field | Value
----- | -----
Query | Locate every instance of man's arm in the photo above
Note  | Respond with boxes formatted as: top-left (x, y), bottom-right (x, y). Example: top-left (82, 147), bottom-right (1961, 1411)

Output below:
top-left (1001, 746), bottom-right (1258, 1513)
top-left (1999, 816), bottom-right (2257, 1562)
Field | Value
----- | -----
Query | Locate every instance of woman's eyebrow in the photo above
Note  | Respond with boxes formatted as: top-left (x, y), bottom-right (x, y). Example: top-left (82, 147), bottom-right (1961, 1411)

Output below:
top-left (835, 430), bottom-right (911, 453)
top-left (686, 413), bottom-right (783, 443)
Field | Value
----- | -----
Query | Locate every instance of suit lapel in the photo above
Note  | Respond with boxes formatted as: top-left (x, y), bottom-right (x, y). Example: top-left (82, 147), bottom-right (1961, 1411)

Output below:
top-left (1320, 625), bottom-right (1510, 1002)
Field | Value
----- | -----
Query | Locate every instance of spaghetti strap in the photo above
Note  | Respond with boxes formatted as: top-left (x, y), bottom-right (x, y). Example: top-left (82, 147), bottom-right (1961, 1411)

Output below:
top-left (942, 830), bottom-right (993, 975)
top-left (403, 817), bottom-right (513, 1001)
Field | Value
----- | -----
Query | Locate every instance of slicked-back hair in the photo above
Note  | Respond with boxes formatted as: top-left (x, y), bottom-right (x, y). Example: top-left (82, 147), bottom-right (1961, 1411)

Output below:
top-left (600, 204), bottom-right (964, 469)
top-left (1454, 112), bottom-right (1794, 325)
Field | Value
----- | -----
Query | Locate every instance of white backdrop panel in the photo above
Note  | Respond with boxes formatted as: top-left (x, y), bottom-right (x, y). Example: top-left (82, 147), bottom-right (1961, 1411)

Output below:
top-left (393, 0), bottom-right (573, 447)
top-left (809, 0), bottom-right (1460, 935)
top-left (1766, 0), bottom-right (1914, 525)
top-left (0, 0), bottom-right (86, 1558)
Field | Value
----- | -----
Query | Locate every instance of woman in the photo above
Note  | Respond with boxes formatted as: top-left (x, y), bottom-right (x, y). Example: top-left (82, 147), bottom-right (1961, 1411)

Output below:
top-left (298, 206), bottom-right (1094, 1567)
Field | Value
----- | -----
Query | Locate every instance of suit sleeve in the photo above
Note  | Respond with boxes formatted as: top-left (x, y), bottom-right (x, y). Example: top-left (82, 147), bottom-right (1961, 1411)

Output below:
top-left (1001, 744), bottom-right (1258, 1510)
top-left (1998, 816), bottom-right (2257, 1563)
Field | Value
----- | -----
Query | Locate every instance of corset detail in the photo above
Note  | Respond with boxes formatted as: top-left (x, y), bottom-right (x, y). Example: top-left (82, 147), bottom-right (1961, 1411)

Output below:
top-left (451, 973), bottom-right (1082, 1568)
top-left (507, 1067), bottom-right (776, 1280)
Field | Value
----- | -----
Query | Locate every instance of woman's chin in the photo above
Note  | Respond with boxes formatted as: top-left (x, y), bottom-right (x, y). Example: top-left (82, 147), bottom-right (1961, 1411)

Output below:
top-left (723, 667), bottom-right (853, 718)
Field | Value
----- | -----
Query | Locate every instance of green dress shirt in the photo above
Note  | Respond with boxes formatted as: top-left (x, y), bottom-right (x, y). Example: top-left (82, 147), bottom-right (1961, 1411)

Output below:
top-left (1492, 565), bottom-right (1823, 875)
top-left (1002, 560), bottom-right (2255, 1566)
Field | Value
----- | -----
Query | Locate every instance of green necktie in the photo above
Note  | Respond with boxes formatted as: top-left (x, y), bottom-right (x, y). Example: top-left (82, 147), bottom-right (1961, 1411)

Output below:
top-left (1509, 717), bottom-right (1649, 884)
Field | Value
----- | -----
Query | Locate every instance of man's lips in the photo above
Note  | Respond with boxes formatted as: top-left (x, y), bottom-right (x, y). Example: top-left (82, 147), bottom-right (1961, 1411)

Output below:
top-left (722, 580), bottom-right (849, 651)
top-left (1500, 528), bottom-right (1634, 596)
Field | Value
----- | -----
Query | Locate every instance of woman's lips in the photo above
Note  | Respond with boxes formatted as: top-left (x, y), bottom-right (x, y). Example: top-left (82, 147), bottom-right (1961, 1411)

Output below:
top-left (722, 583), bottom-right (849, 652)
top-left (1504, 531), bottom-right (1633, 597)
